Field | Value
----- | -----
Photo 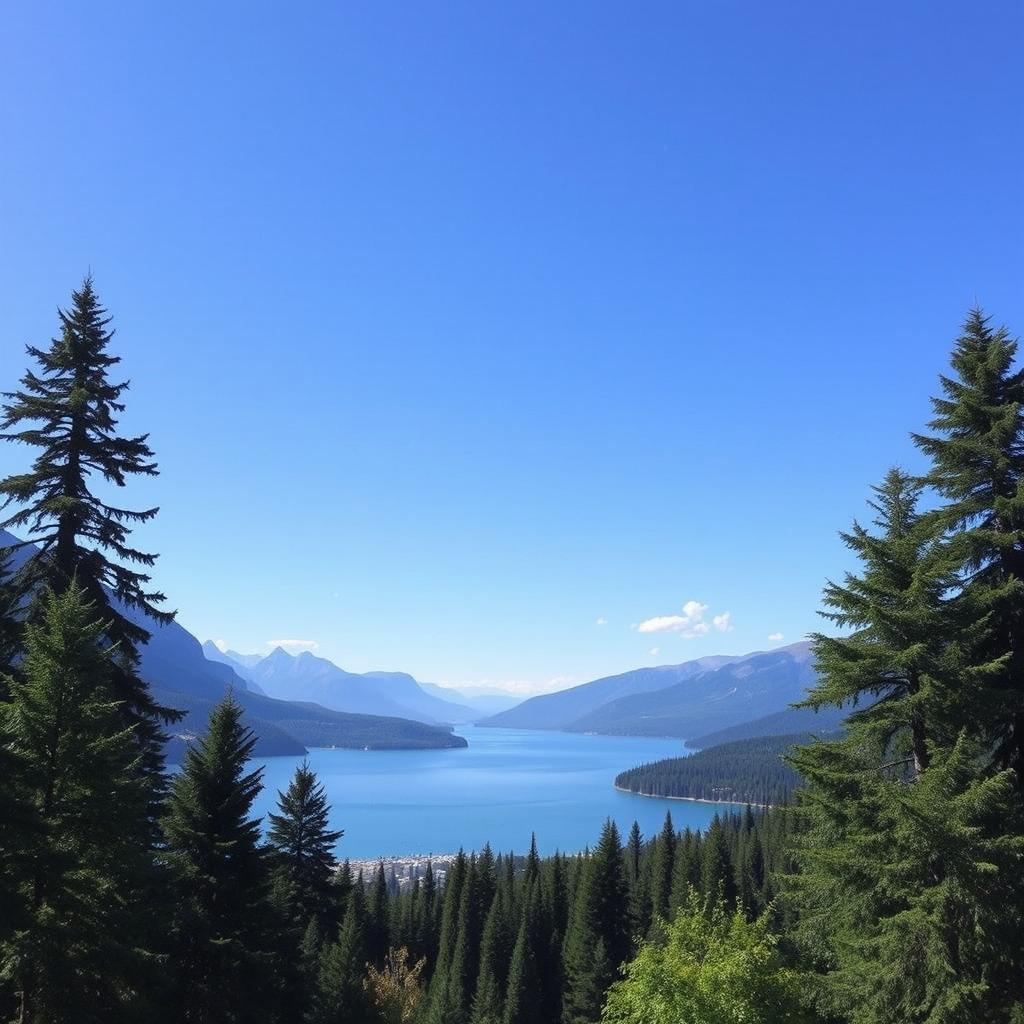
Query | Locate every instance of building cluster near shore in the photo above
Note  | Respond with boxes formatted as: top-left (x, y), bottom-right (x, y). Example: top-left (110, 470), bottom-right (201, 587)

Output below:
top-left (342, 853), bottom-right (460, 892)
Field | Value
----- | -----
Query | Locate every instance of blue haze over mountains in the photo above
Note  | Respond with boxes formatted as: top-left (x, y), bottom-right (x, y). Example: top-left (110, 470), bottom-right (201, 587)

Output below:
top-left (1, 529), bottom-right (839, 756)
top-left (479, 641), bottom-right (844, 743)
top-left (0, 530), bottom-right (467, 757)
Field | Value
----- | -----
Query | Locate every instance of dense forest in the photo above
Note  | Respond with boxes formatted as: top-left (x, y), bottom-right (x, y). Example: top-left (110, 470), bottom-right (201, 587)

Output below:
top-left (1, 281), bottom-right (1024, 1023)
top-left (615, 733), bottom-right (820, 806)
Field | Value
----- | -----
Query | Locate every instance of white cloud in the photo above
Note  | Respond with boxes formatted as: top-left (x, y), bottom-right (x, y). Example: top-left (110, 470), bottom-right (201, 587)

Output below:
top-left (649, 647), bottom-right (660, 657)
top-left (768, 632), bottom-right (784, 642)
top-left (713, 612), bottom-right (732, 632)
top-left (267, 639), bottom-right (319, 652)
top-left (636, 600), bottom-right (710, 638)
top-left (595, 616), bottom-right (608, 626)
top-left (212, 639), bottom-right (228, 652)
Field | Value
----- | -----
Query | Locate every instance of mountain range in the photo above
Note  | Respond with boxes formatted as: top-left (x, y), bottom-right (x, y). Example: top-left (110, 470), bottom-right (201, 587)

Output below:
top-left (1, 529), bottom-right (836, 756)
top-left (202, 644), bottom-right (521, 723)
top-left (479, 641), bottom-right (839, 742)
top-left (0, 530), bottom-right (469, 757)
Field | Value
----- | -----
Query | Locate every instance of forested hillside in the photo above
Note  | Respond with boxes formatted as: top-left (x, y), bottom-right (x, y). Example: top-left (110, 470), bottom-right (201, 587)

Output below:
top-left (685, 704), bottom-right (847, 748)
top-left (615, 733), bottom-right (818, 805)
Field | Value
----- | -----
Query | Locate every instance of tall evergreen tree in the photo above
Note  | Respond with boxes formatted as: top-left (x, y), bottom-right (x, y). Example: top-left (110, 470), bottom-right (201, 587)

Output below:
top-left (792, 733), bottom-right (1024, 1023)
top-left (366, 861), bottom-right (391, 967)
top-left (699, 817), bottom-right (736, 909)
top-left (311, 892), bottom-right (376, 1024)
top-left (267, 760), bottom-right (344, 930)
top-left (802, 468), bottom-right (966, 777)
top-left (424, 850), bottom-right (467, 1024)
top-left (650, 811), bottom-right (676, 923)
top-left (913, 309), bottom-right (1024, 791)
top-left (0, 586), bottom-right (150, 1023)
top-left (562, 819), bottom-right (631, 1024)
top-left (161, 692), bottom-right (275, 1023)
top-left (471, 890), bottom-right (512, 1024)
top-left (0, 277), bottom-right (178, 805)
top-left (446, 857), bottom-right (483, 1024)
top-left (789, 317), bottom-right (1024, 1023)
top-left (502, 887), bottom-right (543, 1024)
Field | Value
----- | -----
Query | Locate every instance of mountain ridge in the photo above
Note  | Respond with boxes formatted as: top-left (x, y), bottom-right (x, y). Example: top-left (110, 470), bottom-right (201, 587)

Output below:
top-left (0, 530), bottom-right (468, 755)
top-left (479, 641), bottom-right (816, 740)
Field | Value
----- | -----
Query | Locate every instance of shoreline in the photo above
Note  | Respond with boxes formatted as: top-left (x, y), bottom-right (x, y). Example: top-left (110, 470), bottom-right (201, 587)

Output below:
top-left (614, 783), bottom-right (770, 809)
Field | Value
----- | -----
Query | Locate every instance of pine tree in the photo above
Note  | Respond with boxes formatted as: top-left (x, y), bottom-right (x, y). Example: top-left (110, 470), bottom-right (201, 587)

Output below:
top-left (0, 586), bottom-right (150, 1023)
top-left (787, 316), bottom-right (1024, 1023)
top-left (0, 277), bottom-right (178, 806)
top-left (267, 760), bottom-right (344, 930)
top-left (562, 819), bottom-right (631, 1024)
top-left (0, 552), bottom-right (23, 687)
top-left (446, 857), bottom-right (483, 1024)
top-left (161, 692), bottom-right (276, 1023)
top-left (669, 829), bottom-right (698, 917)
top-left (424, 850), bottom-right (467, 1023)
top-left (913, 309), bottom-right (1024, 791)
top-left (801, 468), bottom-right (965, 777)
top-left (625, 821), bottom-right (642, 880)
top-left (471, 890), bottom-right (512, 1024)
top-left (311, 894), bottom-right (376, 1024)
top-left (650, 810), bottom-right (676, 923)
top-left (502, 886), bottom-right (543, 1024)
top-left (366, 861), bottom-right (391, 966)
top-left (699, 817), bottom-right (736, 908)
top-left (737, 827), bottom-right (765, 919)
top-left (792, 734), bottom-right (1024, 1022)
top-left (542, 851), bottom-right (570, 949)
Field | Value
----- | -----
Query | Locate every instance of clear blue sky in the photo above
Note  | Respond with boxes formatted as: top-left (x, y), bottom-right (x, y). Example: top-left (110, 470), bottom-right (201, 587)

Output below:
top-left (1, 2), bottom-right (1021, 694)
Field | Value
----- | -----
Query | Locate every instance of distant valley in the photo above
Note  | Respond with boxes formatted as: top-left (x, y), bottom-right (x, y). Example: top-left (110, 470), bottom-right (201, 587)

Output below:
top-left (4, 529), bottom-right (837, 760)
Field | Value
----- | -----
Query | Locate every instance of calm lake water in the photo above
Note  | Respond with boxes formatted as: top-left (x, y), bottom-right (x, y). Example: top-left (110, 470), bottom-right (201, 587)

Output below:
top-left (251, 726), bottom-right (739, 858)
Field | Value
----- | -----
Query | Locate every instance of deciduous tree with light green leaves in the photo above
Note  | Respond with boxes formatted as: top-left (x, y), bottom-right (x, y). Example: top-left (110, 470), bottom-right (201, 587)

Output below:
top-left (602, 891), bottom-right (810, 1024)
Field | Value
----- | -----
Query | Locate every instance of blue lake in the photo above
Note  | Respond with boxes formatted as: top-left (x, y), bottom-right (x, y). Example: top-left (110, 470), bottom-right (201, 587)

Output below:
top-left (251, 726), bottom-right (740, 858)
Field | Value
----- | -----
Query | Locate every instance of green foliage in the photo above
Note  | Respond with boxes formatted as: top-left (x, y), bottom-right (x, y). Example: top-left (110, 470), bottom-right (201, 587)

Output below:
top-left (562, 819), bottom-right (631, 1023)
top-left (471, 887), bottom-right (513, 1024)
top-left (0, 586), bottom-right (151, 1023)
top-left (161, 692), bottom-right (277, 1023)
top-left (791, 736), bottom-right (1024, 1023)
top-left (502, 887), bottom-right (543, 1024)
top-left (602, 892), bottom-right (811, 1024)
top-left (0, 276), bottom-right (177, 808)
top-left (268, 760), bottom-right (345, 929)
top-left (789, 310), bottom-right (1024, 1023)
top-left (804, 468), bottom-right (968, 777)
top-left (311, 893), bottom-right (377, 1024)
top-left (649, 811), bottom-right (676, 924)
top-left (913, 309), bottom-right (1024, 790)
